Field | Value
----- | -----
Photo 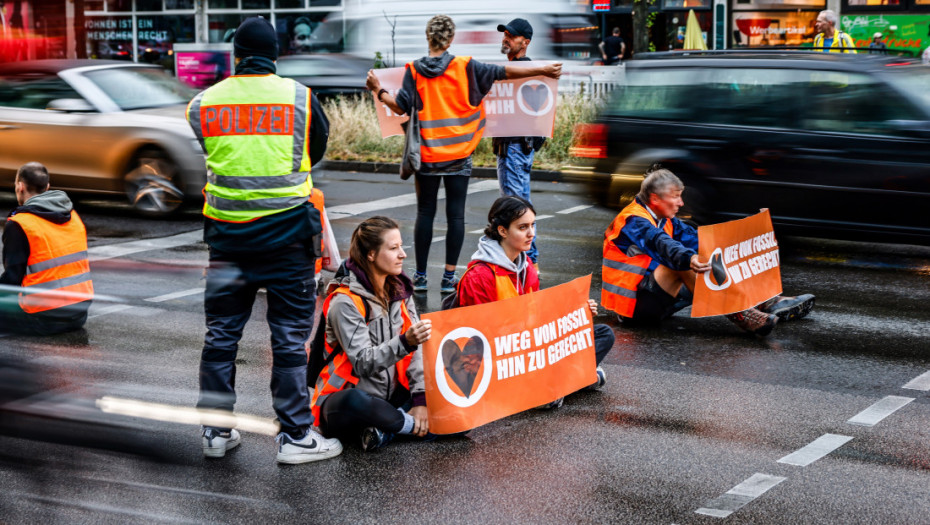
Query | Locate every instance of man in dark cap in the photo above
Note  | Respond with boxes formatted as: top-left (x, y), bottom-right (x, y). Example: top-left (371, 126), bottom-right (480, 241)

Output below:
top-left (186, 16), bottom-right (341, 465)
top-left (492, 17), bottom-right (546, 269)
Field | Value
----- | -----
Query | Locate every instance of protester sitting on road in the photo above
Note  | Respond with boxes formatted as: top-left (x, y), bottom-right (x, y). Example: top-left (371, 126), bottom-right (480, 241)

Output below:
top-left (0, 162), bottom-right (93, 335)
top-left (366, 15), bottom-right (561, 295)
top-left (453, 196), bottom-right (615, 409)
top-left (601, 167), bottom-right (815, 336)
top-left (311, 216), bottom-right (433, 452)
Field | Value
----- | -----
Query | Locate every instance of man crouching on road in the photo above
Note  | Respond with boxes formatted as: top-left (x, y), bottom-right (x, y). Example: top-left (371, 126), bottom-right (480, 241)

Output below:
top-left (600, 166), bottom-right (814, 335)
top-left (1, 162), bottom-right (93, 335)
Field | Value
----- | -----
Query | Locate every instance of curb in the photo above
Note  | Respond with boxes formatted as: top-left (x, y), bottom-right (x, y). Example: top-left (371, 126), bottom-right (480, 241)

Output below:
top-left (318, 160), bottom-right (565, 182)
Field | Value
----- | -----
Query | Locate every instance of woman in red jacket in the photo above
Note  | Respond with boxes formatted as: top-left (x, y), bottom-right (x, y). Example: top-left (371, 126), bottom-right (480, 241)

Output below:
top-left (456, 196), bottom-right (615, 408)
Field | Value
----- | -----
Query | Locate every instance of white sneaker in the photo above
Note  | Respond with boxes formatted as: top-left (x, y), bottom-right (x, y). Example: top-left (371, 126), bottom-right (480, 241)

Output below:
top-left (276, 429), bottom-right (343, 464)
top-left (202, 428), bottom-right (241, 458)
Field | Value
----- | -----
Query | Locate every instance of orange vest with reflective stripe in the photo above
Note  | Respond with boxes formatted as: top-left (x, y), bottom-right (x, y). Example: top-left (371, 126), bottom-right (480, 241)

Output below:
top-left (308, 188), bottom-right (324, 274)
top-left (462, 260), bottom-right (523, 301)
top-left (412, 56), bottom-right (486, 165)
top-left (601, 200), bottom-right (674, 318)
top-left (310, 286), bottom-right (414, 424)
top-left (8, 211), bottom-right (94, 314)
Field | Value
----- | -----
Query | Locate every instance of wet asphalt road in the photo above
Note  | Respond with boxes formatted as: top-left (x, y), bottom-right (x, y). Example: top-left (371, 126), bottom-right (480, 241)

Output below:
top-left (0, 170), bottom-right (928, 524)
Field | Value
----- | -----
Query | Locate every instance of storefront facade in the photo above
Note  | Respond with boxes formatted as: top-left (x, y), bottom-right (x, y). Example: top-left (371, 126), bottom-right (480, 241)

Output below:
top-left (592, 0), bottom-right (715, 55)
top-left (1, 0), bottom-right (343, 63)
top-left (838, 0), bottom-right (930, 56)
top-left (730, 0), bottom-right (826, 49)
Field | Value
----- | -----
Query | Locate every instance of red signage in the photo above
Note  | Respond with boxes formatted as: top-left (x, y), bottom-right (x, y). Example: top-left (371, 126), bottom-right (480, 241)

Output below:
top-left (593, 0), bottom-right (611, 11)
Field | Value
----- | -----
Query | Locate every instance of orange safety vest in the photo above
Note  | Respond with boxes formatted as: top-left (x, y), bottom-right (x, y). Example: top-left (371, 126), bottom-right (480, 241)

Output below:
top-left (308, 188), bottom-right (324, 275)
top-left (601, 200), bottom-right (674, 318)
top-left (411, 56), bottom-right (486, 165)
top-left (310, 286), bottom-right (414, 424)
top-left (8, 211), bottom-right (94, 314)
top-left (463, 260), bottom-right (523, 300)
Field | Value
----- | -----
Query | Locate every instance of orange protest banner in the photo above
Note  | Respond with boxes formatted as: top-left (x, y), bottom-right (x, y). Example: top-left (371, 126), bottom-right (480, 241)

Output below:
top-left (370, 63), bottom-right (558, 139)
top-left (692, 210), bottom-right (782, 317)
top-left (421, 275), bottom-right (596, 435)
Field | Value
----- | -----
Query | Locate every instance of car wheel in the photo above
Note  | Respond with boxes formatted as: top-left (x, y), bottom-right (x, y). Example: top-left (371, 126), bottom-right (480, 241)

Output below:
top-left (124, 148), bottom-right (184, 217)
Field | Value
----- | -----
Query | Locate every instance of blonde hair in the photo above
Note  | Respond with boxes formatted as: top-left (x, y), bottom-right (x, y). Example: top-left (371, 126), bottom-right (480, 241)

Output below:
top-left (426, 15), bottom-right (455, 52)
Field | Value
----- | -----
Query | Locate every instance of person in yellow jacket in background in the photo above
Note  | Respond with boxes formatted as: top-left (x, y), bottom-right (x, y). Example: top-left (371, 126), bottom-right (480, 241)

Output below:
top-left (186, 16), bottom-right (341, 465)
top-left (365, 15), bottom-right (561, 295)
top-left (814, 10), bottom-right (857, 53)
top-left (1, 162), bottom-right (93, 335)
top-left (601, 166), bottom-right (815, 336)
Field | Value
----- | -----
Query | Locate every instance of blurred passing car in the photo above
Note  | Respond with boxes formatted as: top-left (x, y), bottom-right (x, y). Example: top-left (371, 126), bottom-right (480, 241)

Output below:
top-left (275, 54), bottom-right (370, 100)
top-left (571, 51), bottom-right (930, 246)
top-left (0, 60), bottom-right (206, 216)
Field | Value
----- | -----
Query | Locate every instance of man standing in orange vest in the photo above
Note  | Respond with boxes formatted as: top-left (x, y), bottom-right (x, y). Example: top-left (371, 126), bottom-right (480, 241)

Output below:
top-left (601, 167), bottom-right (814, 336)
top-left (1, 162), bottom-right (93, 335)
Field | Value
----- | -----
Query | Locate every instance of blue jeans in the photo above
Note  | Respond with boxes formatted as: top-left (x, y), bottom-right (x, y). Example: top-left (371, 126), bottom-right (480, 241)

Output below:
top-left (496, 142), bottom-right (538, 263)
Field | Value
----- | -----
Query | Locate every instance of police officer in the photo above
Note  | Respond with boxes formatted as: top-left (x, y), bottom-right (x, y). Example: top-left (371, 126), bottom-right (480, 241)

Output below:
top-left (493, 18), bottom-right (546, 267)
top-left (1, 162), bottom-right (93, 335)
top-left (186, 16), bottom-right (342, 464)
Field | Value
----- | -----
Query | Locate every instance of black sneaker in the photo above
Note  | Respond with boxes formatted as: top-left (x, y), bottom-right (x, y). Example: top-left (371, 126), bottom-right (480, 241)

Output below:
top-left (360, 427), bottom-right (394, 452)
top-left (536, 397), bottom-right (564, 410)
top-left (726, 307), bottom-right (777, 336)
top-left (758, 294), bottom-right (815, 322)
top-left (412, 273), bottom-right (428, 292)
top-left (440, 273), bottom-right (458, 294)
top-left (584, 366), bottom-right (607, 391)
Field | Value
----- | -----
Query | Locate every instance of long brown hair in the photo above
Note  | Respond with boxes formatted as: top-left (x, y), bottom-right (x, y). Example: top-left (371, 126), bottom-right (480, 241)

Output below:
top-left (349, 216), bottom-right (402, 307)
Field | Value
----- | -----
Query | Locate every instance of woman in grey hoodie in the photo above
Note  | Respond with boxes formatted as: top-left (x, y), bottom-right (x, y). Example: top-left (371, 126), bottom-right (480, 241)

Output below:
top-left (311, 216), bottom-right (433, 452)
top-left (457, 196), bottom-right (615, 408)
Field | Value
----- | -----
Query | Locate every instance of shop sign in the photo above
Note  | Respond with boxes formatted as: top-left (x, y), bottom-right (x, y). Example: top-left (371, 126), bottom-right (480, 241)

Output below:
top-left (841, 15), bottom-right (930, 55)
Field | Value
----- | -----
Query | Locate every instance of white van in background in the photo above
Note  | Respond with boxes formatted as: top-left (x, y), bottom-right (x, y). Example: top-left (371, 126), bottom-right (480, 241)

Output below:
top-left (310, 0), bottom-right (598, 66)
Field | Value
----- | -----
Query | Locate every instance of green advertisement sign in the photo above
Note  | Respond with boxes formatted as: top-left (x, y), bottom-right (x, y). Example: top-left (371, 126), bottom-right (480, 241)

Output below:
top-left (840, 14), bottom-right (930, 56)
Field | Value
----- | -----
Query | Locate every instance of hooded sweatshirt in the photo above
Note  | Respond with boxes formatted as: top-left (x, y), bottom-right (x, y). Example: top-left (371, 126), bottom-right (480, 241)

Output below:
top-left (394, 51), bottom-right (506, 175)
top-left (321, 260), bottom-right (426, 407)
top-left (457, 235), bottom-right (540, 307)
top-left (1, 190), bottom-right (76, 286)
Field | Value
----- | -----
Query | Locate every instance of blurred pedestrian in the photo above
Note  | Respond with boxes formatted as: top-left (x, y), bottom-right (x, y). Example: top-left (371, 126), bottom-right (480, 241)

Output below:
top-left (366, 14), bottom-right (561, 294)
top-left (601, 166), bottom-right (815, 335)
top-left (0, 162), bottom-right (93, 335)
top-left (492, 18), bottom-right (546, 267)
top-left (186, 16), bottom-right (342, 464)
top-left (813, 10), bottom-right (856, 53)
top-left (311, 216), bottom-right (432, 452)
top-left (454, 196), bottom-right (614, 408)
top-left (869, 32), bottom-right (888, 54)
top-left (599, 27), bottom-right (625, 65)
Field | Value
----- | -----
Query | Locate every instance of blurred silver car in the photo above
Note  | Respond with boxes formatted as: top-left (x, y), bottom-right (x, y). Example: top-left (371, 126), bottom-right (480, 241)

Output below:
top-left (0, 60), bottom-right (206, 216)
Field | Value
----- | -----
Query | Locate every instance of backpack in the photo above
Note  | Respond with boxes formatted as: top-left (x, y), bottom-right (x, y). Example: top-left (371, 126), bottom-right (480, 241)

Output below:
top-left (306, 288), bottom-right (370, 388)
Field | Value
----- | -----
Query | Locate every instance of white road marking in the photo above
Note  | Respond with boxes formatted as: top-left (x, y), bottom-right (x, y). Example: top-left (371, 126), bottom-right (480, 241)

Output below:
top-left (902, 370), bottom-right (930, 391)
top-left (145, 288), bottom-right (204, 303)
top-left (535, 214), bottom-right (554, 220)
top-left (327, 179), bottom-right (500, 219)
top-left (777, 434), bottom-right (853, 467)
top-left (432, 235), bottom-right (446, 243)
top-left (847, 395), bottom-right (915, 427)
top-left (695, 473), bottom-right (787, 518)
top-left (88, 304), bottom-right (136, 318)
top-left (88, 230), bottom-right (202, 261)
top-left (557, 204), bottom-right (593, 214)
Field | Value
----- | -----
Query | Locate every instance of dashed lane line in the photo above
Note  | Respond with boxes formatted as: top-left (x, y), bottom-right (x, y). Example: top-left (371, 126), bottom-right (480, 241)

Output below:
top-left (145, 288), bottom-right (204, 303)
top-left (557, 204), bottom-right (593, 214)
top-left (695, 473), bottom-right (787, 518)
top-left (777, 434), bottom-right (853, 467)
top-left (327, 179), bottom-right (500, 219)
top-left (847, 395), bottom-right (915, 427)
top-left (902, 370), bottom-right (930, 391)
top-left (88, 230), bottom-right (202, 262)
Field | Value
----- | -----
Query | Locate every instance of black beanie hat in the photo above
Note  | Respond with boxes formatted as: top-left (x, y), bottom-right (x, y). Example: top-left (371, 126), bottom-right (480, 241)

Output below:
top-left (234, 16), bottom-right (279, 60)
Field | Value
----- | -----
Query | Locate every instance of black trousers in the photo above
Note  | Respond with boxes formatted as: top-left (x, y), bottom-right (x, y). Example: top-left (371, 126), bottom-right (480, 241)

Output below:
top-left (414, 174), bottom-right (470, 273)
top-left (197, 242), bottom-right (316, 438)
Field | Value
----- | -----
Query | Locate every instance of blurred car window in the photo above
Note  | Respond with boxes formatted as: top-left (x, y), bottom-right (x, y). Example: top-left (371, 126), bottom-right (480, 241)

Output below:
top-left (801, 71), bottom-right (917, 135)
top-left (275, 58), bottom-right (360, 78)
top-left (0, 74), bottom-right (83, 110)
top-left (83, 67), bottom-right (195, 110)
top-left (609, 68), bottom-right (700, 121)
top-left (885, 68), bottom-right (930, 110)
top-left (702, 68), bottom-right (804, 128)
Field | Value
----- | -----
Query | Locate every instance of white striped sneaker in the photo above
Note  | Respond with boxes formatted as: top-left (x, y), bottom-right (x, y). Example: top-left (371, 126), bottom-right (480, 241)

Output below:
top-left (275, 429), bottom-right (343, 465)
top-left (202, 428), bottom-right (241, 458)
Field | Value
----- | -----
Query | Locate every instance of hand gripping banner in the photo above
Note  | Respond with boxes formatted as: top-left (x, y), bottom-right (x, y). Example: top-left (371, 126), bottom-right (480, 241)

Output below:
top-left (370, 62), bottom-right (559, 139)
top-left (692, 210), bottom-right (783, 317)
top-left (421, 275), bottom-right (596, 435)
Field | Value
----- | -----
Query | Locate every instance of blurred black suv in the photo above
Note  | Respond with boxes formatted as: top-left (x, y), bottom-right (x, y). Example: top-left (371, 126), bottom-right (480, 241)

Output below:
top-left (572, 51), bottom-right (930, 245)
